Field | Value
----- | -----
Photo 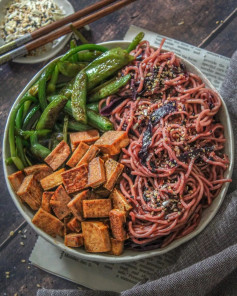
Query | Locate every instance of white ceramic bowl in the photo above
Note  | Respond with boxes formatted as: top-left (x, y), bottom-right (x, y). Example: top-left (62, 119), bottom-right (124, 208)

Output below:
top-left (3, 41), bottom-right (234, 263)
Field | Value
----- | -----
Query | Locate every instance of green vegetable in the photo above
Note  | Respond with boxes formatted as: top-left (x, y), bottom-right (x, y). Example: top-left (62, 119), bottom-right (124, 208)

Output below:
top-left (67, 120), bottom-right (91, 131)
top-left (36, 95), bottom-right (68, 130)
top-left (17, 129), bottom-right (52, 139)
top-left (87, 109), bottom-right (113, 131)
top-left (70, 25), bottom-right (89, 44)
top-left (63, 115), bottom-right (69, 143)
top-left (38, 61), bottom-right (57, 110)
top-left (30, 132), bottom-right (51, 160)
top-left (89, 74), bottom-right (131, 102)
top-left (59, 78), bottom-right (75, 99)
top-left (77, 50), bottom-right (102, 62)
top-left (71, 70), bottom-right (87, 123)
top-left (22, 104), bottom-right (40, 129)
top-left (57, 61), bottom-right (88, 77)
top-left (87, 102), bottom-right (99, 112)
top-left (5, 157), bottom-right (13, 165)
top-left (70, 39), bottom-right (78, 63)
top-left (85, 47), bottom-right (134, 90)
top-left (15, 106), bottom-right (28, 167)
top-left (127, 32), bottom-right (145, 53)
top-left (47, 64), bottom-right (59, 94)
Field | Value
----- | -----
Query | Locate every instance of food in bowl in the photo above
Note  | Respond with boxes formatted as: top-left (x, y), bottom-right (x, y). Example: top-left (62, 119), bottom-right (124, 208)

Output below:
top-left (6, 33), bottom-right (232, 256)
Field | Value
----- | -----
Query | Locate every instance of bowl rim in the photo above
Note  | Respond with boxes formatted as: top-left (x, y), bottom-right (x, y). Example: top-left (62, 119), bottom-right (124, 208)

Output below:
top-left (3, 40), bottom-right (234, 263)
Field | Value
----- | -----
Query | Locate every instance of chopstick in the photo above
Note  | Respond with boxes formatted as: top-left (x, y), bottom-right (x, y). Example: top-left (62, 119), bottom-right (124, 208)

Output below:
top-left (0, 0), bottom-right (117, 56)
top-left (0, 0), bottom-right (136, 65)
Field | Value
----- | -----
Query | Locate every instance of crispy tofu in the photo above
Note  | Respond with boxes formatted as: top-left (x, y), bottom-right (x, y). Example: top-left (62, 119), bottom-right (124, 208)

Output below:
top-left (44, 140), bottom-right (71, 171)
top-left (64, 216), bottom-right (72, 236)
top-left (41, 191), bottom-right (54, 213)
top-left (109, 209), bottom-right (127, 241)
top-left (104, 159), bottom-right (124, 191)
top-left (62, 164), bottom-right (88, 194)
top-left (24, 164), bottom-right (53, 181)
top-left (81, 221), bottom-right (111, 252)
top-left (67, 217), bottom-right (81, 233)
top-left (8, 171), bottom-right (25, 192)
top-left (110, 188), bottom-right (132, 213)
top-left (77, 145), bottom-right (99, 166)
top-left (82, 199), bottom-right (112, 218)
top-left (67, 190), bottom-right (90, 221)
top-left (17, 175), bottom-right (42, 210)
top-left (70, 130), bottom-right (99, 151)
top-left (50, 185), bottom-right (71, 220)
top-left (32, 208), bottom-right (63, 237)
top-left (40, 168), bottom-right (65, 191)
top-left (94, 131), bottom-right (129, 155)
top-left (109, 238), bottom-right (124, 255)
top-left (87, 157), bottom-right (106, 188)
top-left (66, 142), bottom-right (89, 167)
top-left (64, 233), bottom-right (84, 248)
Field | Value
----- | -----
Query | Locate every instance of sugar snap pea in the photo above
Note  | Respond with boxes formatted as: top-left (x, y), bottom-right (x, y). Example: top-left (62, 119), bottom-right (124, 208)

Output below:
top-left (22, 104), bottom-right (41, 129)
top-left (87, 109), bottom-right (113, 131)
top-left (70, 39), bottom-right (78, 63)
top-left (77, 50), bottom-right (102, 62)
top-left (17, 129), bottom-right (52, 139)
top-left (86, 102), bottom-right (99, 112)
top-left (47, 64), bottom-right (59, 94)
top-left (30, 132), bottom-right (51, 160)
top-left (15, 106), bottom-right (28, 167)
top-left (57, 61), bottom-right (88, 77)
top-left (127, 32), bottom-right (145, 53)
top-left (63, 115), bottom-right (69, 143)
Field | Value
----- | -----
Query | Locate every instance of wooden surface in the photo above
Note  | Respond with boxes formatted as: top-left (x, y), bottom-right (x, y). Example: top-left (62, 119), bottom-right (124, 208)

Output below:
top-left (0, 0), bottom-right (236, 295)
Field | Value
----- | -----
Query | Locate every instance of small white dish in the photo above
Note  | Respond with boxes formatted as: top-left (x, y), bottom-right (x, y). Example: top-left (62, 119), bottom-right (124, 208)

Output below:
top-left (3, 41), bottom-right (234, 263)
top-left (0, 0), bottom-right (75, 64)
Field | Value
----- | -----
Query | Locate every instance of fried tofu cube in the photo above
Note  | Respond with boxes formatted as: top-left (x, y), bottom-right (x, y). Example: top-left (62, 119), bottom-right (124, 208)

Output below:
top-left (50, 185), bottom-right (71, 220)
top-left (82, 199), bottom-right (112, 218)
top-left (64, 233), bottom-right (84, 247)
top-left (104, 159), bottom-right (124, 191)
top-left (41, 191), bottom-right (54, 213)
top-left (70, 130), bottom-right (99, 151)
top-left (77, 145), bottom-right (99, 166)
top-left (67, 217), bottom-right (81, 233)
top-left (8, 171), bottom-right (25, 192)
top-left (109, 209), bottom-right (127, 241)
top-left (82, 221), bottom-right (111, 252)
top-left (66, 142), bottom-right (89, 167)
top-left (87, 157), bottom-right (106, 188)
top-left (110, 188), bottom-right (132, 213)
top-left (32, 208), bottom-right (63, 237)
top-left (61, 164), bottom-right (88, 194)
top-left (24, 164), bottom-right (53, 181)
top-left (17, 175), bottom-right (42, 210)
top-left (67, 190), bottom-right (90, 221)
top-left (44, 141), bottom-right (71, 171)
top-left (94, 131), bottom-right (129, 155)
top-left (40, 168), bottom-right (65, 191)
top-left (109, 238), bottom-right (124, 255)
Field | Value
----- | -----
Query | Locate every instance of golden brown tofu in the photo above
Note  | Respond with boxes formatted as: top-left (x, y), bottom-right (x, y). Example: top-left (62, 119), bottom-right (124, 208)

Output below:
top-left (41, 191), bottom-right (54, 213)
top-left (64, 233), bottom-right (84, 248)
top-left (61, 164), bottom-right (88, 194)
top-left (40, 168), bottom-right (65, 191)
top-left (67, 190), bottom-right (90, 221)
top-left (81, 221), bottom-right (111, 252)
top-left (77, 145), bottom-right (99, 166)
top-left (94, 131), bottom-right (129, 155)
top-left (67, 217), bottom-right (81, 233)
top-left (64, 216), bottom-right (72, 236)
top-left (109, 209), bottom-right (127, 241)
top-left (50, 185), bottom-right (71, 220)
top-left (70, 130), bottom-right (99, 151)
top-left (8, 171), bottom-right (25, 192)
top-left (104, 159), bottom-right (124, 191)
top-left (32, 208), bottom-right (63, 237)
top-left (66, 142), bottom-right (89, 167)
top-left (24, 164), bottom-right (53, 181)
top-left (44, 140), bottom-right (71, 171)
top-left (110, 188), bottom-right (132, 213)
top-left (82, 199), bottom-right (112, 218)
top-left (109, 238), bottom-right (124, 255)
top-left (17, 175), bottom-right (42, 210)
top-left (87, 157), bottom-right (106, 188)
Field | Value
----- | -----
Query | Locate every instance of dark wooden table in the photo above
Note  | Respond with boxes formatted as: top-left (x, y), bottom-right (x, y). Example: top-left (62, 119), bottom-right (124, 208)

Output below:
top-left (0, 0), bottom-right (236, 294)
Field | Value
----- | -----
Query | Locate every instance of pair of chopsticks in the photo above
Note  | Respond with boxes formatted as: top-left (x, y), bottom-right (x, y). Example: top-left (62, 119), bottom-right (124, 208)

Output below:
top-left (0, 0), bottom-right (135, 65)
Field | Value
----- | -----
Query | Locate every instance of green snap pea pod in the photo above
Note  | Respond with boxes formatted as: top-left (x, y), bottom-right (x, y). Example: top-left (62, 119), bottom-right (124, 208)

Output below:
top-left (36, 95), bottom-right (68, 130)
top-left (63, 115), bottom-right (69, 143)
top-left (71, 70), bottom-right (87, 123)
top-left (88, 74), bottom-right (131, 102)
top-left (86, 102), bottom-right (99, 112)
top-left (15, 106), bottom-right (28, 167)
top-left (67, 120), bottom-right (91, 131)
top-left (23, 100), bottom-right (32, 118)
top-left (57, 61), bottom-right (88, 77)
top-left (87, 109), bottom-right (113, 131)
top-left (56, 82), bottom-right (68, 89)
top-left (5, 157), bottom-right (13, 165)
top-left (25, 153), bottom-right (33, 166)
top-left (8, 95), bottom-right (37, 170)
top-left (60, 44), bottom-right (108, 62)
top-left (85, 47), bottom-right (134, 90)
top-left (77, 50), bottom-right (102, 62)
top-left (47, 64), bottom-right (59, 94)
top-left (70, 25), bottom-right (89, 44)
top-left (70, 39), bottom-right (78, 63)
top-left (127, 32), bottom-right (145, 53)
top-left (59, 78), bottom-right (75, 99)
top-left (29, 81), bottom-right (39, 97)
top-left (22, 104), bottom-right (40, 129)
top-left (16, 129), bottom-right (52, 139)
top-left (38, 61), bottom-right (57, 110)
top-left (30, 132), bottom-right (51, 160)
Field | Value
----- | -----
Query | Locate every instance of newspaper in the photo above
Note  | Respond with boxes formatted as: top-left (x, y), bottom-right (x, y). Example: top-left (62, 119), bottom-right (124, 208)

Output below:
top-left (30, 25), bottom-right (231, 292)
